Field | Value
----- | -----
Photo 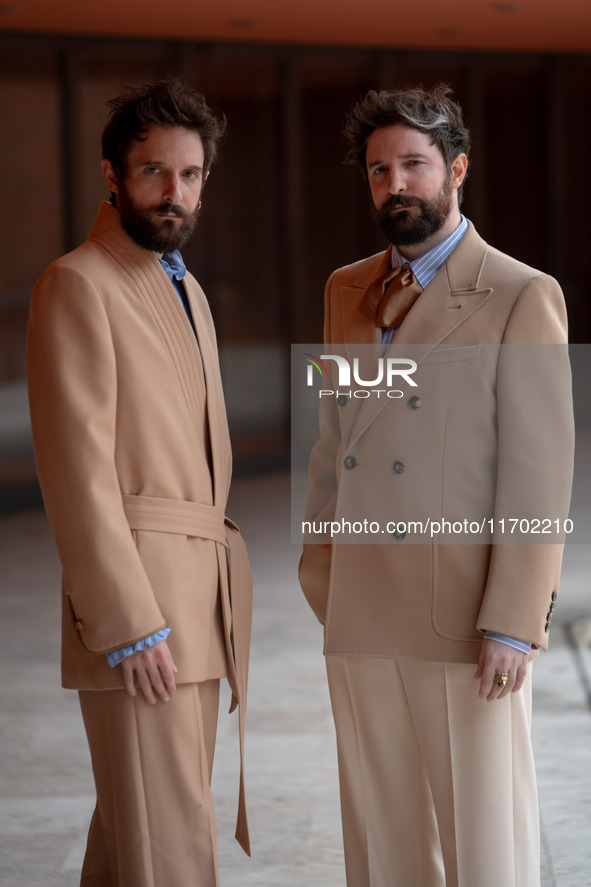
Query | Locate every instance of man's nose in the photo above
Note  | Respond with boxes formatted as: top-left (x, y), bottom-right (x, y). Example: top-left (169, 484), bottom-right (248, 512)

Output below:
top-left (163, 174), bottom-right (183, 204)
top-left (387, 168), bottom-right (406, 194)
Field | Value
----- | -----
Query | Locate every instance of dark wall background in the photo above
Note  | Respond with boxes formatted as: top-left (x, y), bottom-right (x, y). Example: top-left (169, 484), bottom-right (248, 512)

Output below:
top-left (1, 35), bottom-right (590, 505)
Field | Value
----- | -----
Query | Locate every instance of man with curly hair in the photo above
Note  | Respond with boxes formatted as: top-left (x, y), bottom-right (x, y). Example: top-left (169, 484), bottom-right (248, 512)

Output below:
top-left (28, 79), bottom-right (252, 887)
top-left (300, 84), bottom-right (573, 887)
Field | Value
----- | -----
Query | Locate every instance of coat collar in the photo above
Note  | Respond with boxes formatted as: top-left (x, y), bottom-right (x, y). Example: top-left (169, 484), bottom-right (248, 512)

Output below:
top-left (337, 221), bottom-right (492, 347)
top-left (333, 221), bottom-right (493, 447)
top-left (88, 201), bottom-right (231, 507)
top-left (88, 200), bottom-right (163, 271)
top-left (394, 221), bottom-right (493, 346)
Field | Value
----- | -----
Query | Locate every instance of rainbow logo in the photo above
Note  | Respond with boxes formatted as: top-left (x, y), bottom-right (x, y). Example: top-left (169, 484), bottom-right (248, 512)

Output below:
top-left (303, 353), bottom-right (328, 385)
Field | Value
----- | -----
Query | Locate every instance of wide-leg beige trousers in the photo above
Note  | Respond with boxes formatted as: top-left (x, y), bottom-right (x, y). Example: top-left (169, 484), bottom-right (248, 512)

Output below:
top-left (326, 656), bottom-right (539, 887)
top-left (78, 679), bottom-right (220, 887)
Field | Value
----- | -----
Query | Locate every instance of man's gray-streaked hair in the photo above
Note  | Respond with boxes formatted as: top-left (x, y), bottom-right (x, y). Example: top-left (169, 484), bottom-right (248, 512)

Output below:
top-left (344, 84), bottom-right (471, 201)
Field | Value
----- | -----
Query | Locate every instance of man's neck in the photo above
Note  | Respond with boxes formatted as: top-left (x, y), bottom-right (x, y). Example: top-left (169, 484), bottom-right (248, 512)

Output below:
top-left (396, 207), bottom-right (462, 262)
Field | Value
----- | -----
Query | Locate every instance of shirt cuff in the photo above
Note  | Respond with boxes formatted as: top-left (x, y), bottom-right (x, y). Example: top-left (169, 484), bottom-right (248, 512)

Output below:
top-left (106, 627), bottom-right (171, 668)
top-left (483, 630), bottom-right (531, 655)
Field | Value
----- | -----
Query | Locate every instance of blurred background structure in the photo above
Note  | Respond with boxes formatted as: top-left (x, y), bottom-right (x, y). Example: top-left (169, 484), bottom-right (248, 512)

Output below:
top-left (1, 0), bottom-right (590, 507)
top-left (1, 6), bottom-right (591, 886)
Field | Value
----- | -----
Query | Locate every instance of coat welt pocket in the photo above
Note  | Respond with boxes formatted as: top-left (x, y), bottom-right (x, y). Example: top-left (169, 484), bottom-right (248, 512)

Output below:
top-left (422, 344), bottom-right (481, 365)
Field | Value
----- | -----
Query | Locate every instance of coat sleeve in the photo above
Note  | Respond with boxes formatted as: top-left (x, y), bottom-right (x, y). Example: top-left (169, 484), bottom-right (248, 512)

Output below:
top-left (27, 262), bottom-right (166, 653)
top-left (476, 273), bottom-right (575, 649)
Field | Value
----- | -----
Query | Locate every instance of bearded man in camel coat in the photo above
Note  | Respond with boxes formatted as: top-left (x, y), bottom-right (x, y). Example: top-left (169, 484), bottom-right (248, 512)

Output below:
top-left (300, 85), bottom-right (574, 887)
top-left (27, 79), bottom-right (251, 887)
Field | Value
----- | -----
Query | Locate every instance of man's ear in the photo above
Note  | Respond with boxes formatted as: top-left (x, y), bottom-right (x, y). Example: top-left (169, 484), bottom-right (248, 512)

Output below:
top-left (197, 170), bottom-right (210, 203)
top-left (450, 153), bottom-right (468, 191)
top-left (101, 159), bottom-right (119, 195)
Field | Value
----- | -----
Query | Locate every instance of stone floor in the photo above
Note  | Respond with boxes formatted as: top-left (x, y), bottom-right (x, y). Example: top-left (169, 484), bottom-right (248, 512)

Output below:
top-left (1, 470), bottom-right (590, 886)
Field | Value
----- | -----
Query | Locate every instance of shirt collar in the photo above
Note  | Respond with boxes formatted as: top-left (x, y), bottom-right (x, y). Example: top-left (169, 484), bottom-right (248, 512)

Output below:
top-left (391, 215), bottom-right (468, 290)
top-left (158, 249), bottom-right (187, 282)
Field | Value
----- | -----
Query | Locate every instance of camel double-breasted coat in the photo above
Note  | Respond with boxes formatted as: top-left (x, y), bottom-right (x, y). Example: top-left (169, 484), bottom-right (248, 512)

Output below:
top-left (299, 222), bottom-right (574, 664)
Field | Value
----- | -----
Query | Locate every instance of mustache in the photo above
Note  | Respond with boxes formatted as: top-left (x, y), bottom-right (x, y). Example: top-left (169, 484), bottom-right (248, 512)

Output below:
top-left (380, 195), bottom-right (422, 212)
top-left (152, 203), bottom-right (192, 220)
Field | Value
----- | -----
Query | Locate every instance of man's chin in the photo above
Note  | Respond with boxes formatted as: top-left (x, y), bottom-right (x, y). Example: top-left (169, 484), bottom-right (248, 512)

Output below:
top-left (122, 216), bottom-right (196, 253)
top-left (379, 220), bottom-right (424, 246)
top-left (152, 215), bottom-right (182, 227)
top-left (378, 211), bottom-right (449, 247)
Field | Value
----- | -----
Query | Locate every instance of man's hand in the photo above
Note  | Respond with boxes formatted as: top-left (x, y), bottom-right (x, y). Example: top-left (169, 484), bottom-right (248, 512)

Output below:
top-left (120, 639), bottom-right (178, 704)
top-left (474, 637), bottom-right (529, 702)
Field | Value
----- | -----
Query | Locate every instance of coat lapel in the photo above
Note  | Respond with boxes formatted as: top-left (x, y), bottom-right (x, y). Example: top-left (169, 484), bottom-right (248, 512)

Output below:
top-left (185, 279), bottom-right (232, 508)
top-left (327, 249), bottom-right (390, 439)
top-left (332, 248), bottom-right (391, 349)
top-left (91, 202), bottom-right (231, 506)
top-left (344, 222), bottom-right (493, 448)
top-left (395, 223), bottom-right (492, 346)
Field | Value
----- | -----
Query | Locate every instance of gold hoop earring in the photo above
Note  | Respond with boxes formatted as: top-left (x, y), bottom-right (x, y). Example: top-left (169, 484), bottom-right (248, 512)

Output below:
top-left (198, 200), bottom-right (202, 210)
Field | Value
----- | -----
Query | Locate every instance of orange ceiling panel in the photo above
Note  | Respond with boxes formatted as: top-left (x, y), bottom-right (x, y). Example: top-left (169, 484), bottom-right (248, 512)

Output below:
top-left (1, 0), bottom-right (590, 53)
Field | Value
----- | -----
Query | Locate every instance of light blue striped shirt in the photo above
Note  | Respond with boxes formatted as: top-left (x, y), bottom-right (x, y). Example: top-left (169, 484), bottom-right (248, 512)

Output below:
top-left (382, 217), bottom-right (531, 656)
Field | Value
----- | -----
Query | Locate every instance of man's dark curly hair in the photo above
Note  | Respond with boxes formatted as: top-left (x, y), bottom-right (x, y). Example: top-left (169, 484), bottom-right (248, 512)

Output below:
top-left (345, 83), bottom-right (471, 201)
top-left (101, 77), bottom-right (227, 181)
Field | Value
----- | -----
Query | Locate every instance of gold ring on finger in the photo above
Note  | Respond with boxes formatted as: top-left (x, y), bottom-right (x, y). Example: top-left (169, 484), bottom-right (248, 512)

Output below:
top-left (493, 671), bottom-right (509, 688)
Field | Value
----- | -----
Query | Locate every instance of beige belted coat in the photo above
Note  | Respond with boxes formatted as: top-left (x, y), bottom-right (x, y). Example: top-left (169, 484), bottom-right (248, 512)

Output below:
top-left (27, 201), bottom-right (252, 851)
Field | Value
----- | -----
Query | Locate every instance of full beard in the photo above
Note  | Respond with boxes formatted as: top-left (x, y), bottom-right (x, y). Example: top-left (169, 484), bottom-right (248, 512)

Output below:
top-left (373, 178), bottom-right (453, 247)
top-left (117, 186), bottom-right (199, 253)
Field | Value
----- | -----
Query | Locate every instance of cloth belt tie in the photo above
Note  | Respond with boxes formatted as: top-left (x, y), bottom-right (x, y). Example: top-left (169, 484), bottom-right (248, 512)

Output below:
top-left (358, 262), bottom-right (423, 328)
top-left (121, 492), bottom-right (252, 856)
top-left (122, 494), bottom-right (229, 544)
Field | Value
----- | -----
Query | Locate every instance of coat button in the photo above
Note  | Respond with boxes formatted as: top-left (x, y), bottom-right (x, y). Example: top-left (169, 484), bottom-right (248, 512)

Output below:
top-left (392, 460), bottom-right (405, 474)
top-left (392, 528), bottom-right (407, 540)
top-left (343, 456), bottom-right (357, 470)
top-left (337, 395), bottom-right (348, 407)
top-left (408, 396), bottom-right (421, 409)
